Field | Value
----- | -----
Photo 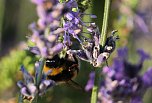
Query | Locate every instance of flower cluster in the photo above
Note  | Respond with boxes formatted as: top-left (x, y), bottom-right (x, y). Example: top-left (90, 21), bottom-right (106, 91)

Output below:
top-left (29, 0), bottom-right (87, 58)
top-left (68, 29), bottom-right (119, 67)
top-left (86, 47), bottom-right (152, 103)
top-left (17, 61), bottom-right (55, 101)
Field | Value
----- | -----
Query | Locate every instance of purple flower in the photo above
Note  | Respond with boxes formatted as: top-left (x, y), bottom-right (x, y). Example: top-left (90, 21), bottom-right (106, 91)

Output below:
top-left (28, 22), bottom-right (64, 58)
top-left (137, 49), bottom-right (151, 63)
top-left (31, 0), bottom-right (44, 5)
top-left (66, 0), bottom-right (78, 9)
top-left (29, 0), bottom-right (111, 61)
top-left (131, 96), bottom-right (143, 103)
top-left (134, 14), bottom-right (149, 33)
top-left (85, 72), bottom-right (95, 91)
top-left (28, 0), bottom-right (87, 58)
top-left (97, 47), bottom-right (152, 103)
top-left (17, 63), bottom-right (55, 101)
top-left (68, 30), bottom-right (119, 67)
top-left (142, 68), bottom-right (152, 87)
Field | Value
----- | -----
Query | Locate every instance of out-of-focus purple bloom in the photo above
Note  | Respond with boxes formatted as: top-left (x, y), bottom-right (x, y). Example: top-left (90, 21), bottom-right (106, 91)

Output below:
top-left (137, 49), bottom-right (151, 63)
top-left (131, 96), bottom-right (143, 103)
top-left (17, 63), bottom-right (55, 101)
top-left (96, 47), bottom-right (152, 103)
top-left (117, 1), bottom-right (149, 34)
top-left (134, 14), bottom-right (149, 33)
top-left (31, 0), bottom-right (44, 5)
top-left (115, 47), bottom-right (150, 78)
top-left (85, 72), bottom-right (95, 91)
top-left (142, 68), bottom-right (152, 87)
top-left (117, 46), bottom-right (128, 59)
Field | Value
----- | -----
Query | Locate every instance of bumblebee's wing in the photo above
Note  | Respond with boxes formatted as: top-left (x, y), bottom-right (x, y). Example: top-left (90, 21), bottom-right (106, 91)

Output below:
top-left (65, 80), bottom-right (84, 91)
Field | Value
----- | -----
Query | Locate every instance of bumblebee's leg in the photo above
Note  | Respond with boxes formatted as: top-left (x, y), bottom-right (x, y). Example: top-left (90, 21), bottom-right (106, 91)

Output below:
top-left (66, 80), bottom-right (84, 91)
top-left (106, 60), bottom-right (109, 67)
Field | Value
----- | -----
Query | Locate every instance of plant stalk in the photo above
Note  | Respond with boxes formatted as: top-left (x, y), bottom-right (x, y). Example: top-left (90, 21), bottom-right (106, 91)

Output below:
top-left (35, 58), bottom-right (45, 86)
top-left (33, 58), bottom-right (45, 103)
top-left (91, 0), bottom-right (111, 103)
top-left (91, 69), bottom-right (100, 103)
top-left (100, 0), bottom-right (111, 47)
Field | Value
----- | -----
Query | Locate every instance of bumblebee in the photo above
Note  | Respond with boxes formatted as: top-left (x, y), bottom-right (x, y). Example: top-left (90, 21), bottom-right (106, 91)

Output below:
top-left (43, 53), bottom-right (80, 86)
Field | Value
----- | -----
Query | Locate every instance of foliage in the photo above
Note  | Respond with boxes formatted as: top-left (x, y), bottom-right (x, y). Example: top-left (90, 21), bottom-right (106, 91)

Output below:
top-left (0, 50), bottom-right (36, 93)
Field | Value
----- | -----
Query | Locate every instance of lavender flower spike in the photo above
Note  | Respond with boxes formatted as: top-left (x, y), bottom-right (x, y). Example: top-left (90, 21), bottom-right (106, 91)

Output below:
top-left (17, 66), bottom-right (38, 101)
top-left (17, 62), bottom-right (55, 101)
top-left (28, 0), bottom-right (87, 58)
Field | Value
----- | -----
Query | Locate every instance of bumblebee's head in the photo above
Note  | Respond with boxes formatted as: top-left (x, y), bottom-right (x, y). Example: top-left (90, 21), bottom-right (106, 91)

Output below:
top-left (45, 55), bottom-right (64, 68)
top-left (43, 53), bottom-right (79, 82)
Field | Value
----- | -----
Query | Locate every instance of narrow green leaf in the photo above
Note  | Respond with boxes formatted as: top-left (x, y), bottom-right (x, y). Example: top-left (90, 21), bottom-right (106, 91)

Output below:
top-left (18, 92), bottom-right (23, 103)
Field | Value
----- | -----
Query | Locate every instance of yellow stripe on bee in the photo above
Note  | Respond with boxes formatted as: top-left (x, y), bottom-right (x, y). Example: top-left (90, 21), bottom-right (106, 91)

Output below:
top-left (43, 65), bottom-right (64, 76)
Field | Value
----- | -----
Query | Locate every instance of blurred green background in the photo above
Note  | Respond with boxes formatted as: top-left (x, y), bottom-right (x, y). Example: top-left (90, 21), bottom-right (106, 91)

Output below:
top-left (0, 0), bottom-right (152, 103)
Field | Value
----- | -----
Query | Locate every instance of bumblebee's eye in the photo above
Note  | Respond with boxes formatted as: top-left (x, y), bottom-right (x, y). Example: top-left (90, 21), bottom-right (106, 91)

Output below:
top-left (45, 55), bottom-right (65, 68)
top-left (46, 60), bottom-right (55, 64)
top-left (46, 60), bottom-right (54, 63)
top-left (46, 60), bottom-right (56, 68)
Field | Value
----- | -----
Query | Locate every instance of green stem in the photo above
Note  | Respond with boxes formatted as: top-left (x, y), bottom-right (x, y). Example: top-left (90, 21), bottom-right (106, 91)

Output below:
top-left (18, 92), bottom-right (23, 103)
top-left (100, 0), bottom-right (111, 47)
top-left (91, 0), bottom-right (111, 103)
top-left (36, 58), bottom-right (45, 86)
top-left (32, 58), bottom-right (45, 103)
top-left (0, 0), bottom-right (5, 52)
top-left (91, 69), bottom-right (100, 103)
top-left (91, 86), bottom-right (98, 103)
